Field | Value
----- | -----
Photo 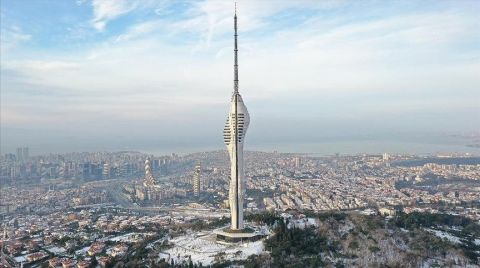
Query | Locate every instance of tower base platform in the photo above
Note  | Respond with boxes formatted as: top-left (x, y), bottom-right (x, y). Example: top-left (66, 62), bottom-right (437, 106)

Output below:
top-left (213, 227), bottom-right (267, 243)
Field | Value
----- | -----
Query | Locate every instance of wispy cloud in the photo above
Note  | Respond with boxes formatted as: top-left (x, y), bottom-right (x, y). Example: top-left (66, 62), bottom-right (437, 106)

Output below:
top-left (0, 25), bottom-right (31, 54)
top-left (115, 20), bottom-right (165, 42)
top-left (90, 0), bottom-right (139, 31)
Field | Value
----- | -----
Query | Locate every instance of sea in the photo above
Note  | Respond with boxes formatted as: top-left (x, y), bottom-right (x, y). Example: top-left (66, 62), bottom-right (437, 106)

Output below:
top-left (145, 135), bottom-right (480, 157)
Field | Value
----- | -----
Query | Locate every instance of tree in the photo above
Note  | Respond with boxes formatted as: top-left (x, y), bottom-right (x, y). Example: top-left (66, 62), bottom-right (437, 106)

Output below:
top-left (188, 257), bottom-right (193, 268)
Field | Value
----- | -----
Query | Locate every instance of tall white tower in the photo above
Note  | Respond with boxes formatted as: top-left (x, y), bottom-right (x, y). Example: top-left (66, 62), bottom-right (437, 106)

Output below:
top-left (223, 6), bottom-right (250, 231)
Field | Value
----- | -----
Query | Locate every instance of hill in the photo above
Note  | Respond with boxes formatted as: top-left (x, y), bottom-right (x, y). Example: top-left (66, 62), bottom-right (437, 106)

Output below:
top-left (217, 211), bottom-right (480, 268)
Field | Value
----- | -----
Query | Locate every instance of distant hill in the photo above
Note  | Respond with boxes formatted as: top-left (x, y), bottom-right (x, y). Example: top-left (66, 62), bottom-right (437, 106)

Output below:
top-left (392, 157), bottom-right (480, 167)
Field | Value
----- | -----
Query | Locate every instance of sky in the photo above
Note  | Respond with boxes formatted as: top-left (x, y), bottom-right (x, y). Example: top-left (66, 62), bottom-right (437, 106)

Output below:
top-left (1, 0), bottom-right (479, 155)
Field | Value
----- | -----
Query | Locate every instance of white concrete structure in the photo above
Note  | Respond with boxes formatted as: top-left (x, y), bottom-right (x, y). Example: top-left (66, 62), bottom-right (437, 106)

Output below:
top-left (223, 8), bottom-right (250, 231)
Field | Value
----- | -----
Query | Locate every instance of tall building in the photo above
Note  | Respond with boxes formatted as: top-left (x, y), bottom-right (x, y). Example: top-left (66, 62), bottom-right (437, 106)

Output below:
top-left (22, 147), bottom-right (29, 161)
top-left (16, 148), bottom-right (23, 162)
top-left (15, 147), bottom-right (29, 162)
top-left (59, 163), bottom-right (66, 179)
top-left (102, 163), bottom-right (110, 179)
top-left (144, 158), bottom-right (156, 187)
top-left (223, 7), bottom-right (250, 231)
top-left (294, 156), bottom-right (301, 168)
top-left (193, 163), bottom-right (201, 197)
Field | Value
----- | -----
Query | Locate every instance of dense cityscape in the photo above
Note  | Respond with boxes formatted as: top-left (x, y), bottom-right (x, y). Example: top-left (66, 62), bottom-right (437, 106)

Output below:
top-left (1, 148), bottom-right (480, 267)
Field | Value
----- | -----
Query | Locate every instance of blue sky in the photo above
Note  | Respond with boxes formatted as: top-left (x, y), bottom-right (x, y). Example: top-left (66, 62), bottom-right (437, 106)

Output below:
top-left (1, 0), bottom-right (479, 154)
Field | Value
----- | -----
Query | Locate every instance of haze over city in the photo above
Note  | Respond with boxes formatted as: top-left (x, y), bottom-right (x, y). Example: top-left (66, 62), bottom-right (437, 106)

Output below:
top-left (2, 0), bottom-right (479, 155)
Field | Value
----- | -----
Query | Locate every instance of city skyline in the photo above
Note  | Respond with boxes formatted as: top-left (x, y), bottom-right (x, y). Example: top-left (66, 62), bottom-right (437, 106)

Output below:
top-left (1, 0), bottom-right (479, 154)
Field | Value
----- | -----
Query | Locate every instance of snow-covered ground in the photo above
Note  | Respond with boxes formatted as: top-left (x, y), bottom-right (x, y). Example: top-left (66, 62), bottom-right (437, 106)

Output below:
top-left (75, 246), bottom-right (90, 256)
top-left (147, 237), bottom-right (168, 249)
top-left (45, 246), bottom-right (66, 254)
top-left (109, 232), bottom-right (142, 243)
top-left (359, 208), bottom-right (377, 215)
top-left (161, 233), bottom-right (265, 266)
top-left (288, 217), bottom-right (318, 229)
top-left (425, 228), bottom-right (461, 244)
top-left (13, 255), bottom-right (26, 263)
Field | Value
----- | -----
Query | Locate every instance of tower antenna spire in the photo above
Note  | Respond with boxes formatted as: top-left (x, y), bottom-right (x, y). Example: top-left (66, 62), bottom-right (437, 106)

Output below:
top-left (233, 2), bottom-right (239, 93)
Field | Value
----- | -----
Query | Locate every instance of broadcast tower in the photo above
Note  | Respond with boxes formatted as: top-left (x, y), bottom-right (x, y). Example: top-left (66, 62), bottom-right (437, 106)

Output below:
top-left (223, 5), bottom-right (250, 231)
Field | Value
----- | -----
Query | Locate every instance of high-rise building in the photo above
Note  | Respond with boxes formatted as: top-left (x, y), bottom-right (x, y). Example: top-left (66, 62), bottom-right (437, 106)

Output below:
top-left (193, 163), bottom-right (201, 197)
top-left (59, 163), bottom-right (66, 179)
top-left (223, 7), bottom-right (250, 231)
top-left (4, 153), bottom-right (16, 162)
top-left (15, 147), bottom-right (29, 162)
top-left (102, 163), bottom-right (110, 179)
top-left (16, 148), bottom-right (23, 162)
top-left (144, 158), bottom-right (156, 187)
top-left (22, 147), bottom-right (29, 161)
top-left (294, 156), bottom-right (301, 168)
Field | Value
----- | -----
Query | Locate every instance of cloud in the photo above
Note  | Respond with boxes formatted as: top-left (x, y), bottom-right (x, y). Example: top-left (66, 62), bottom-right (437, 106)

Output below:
top-left (76, 0), bottom-right (88, 6)
top-left (0, 25), bottom-right (31, 54)
top-left (5, 3), bottom-right (480, 100)
top-left (16, 60), bottom-right (80, 71)
top-left (115, 20), bottom-right (164, 42)
top-left (90, 0), bottom-right (139, 31)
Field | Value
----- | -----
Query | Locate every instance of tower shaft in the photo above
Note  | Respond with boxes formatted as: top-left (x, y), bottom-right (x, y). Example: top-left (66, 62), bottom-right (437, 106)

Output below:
top-left (223, 5), bottom-right (250, 230)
